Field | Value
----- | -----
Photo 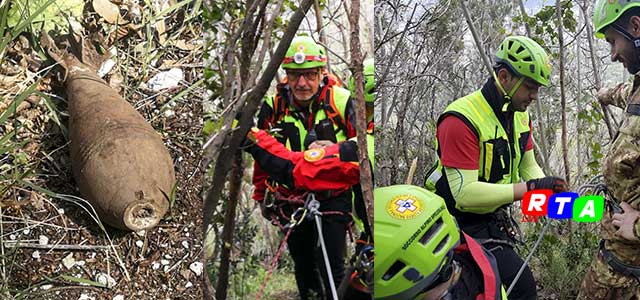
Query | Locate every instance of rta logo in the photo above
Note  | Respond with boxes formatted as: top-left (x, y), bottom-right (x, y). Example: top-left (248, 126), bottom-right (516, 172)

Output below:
top-left (521, 190), bottom-right (604, 223)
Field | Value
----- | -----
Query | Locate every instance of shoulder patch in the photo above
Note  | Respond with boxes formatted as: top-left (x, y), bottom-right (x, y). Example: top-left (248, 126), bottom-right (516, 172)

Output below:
top-left (303, 148), bottom-right (325, 162)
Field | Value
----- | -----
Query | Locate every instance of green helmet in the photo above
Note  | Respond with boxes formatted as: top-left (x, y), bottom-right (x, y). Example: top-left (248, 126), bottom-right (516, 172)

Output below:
top-left (593, 0), bottom-right (640, 39)
top-left (349, 58), bottom-right (375, 103)
top-left (282, 36), bottom-right (327, 69)
top-left (495, 36), bottom-right (551, 87)
top-left (374, 185), bottom-right (460, 300)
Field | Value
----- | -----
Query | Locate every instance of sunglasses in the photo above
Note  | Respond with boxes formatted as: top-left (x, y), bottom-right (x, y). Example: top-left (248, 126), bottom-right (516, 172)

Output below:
top-left (286, 70), bottom-right (320, 81)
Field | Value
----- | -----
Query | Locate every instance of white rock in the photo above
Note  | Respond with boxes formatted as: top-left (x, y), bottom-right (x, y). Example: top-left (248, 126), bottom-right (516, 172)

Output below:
top-left (152, 262), bottom-right (161, 270)
top-left (38, 235), bottom-right (49, 245)
top-left (113, 296), bottom-right (125, 300)
top-left (135, 240), bottom-right (144, 248)
top-left (98, 58), bottom-right (116, 78)
top-left (189, 262), bottom-right (203, 276)
top-left (160, 259), bottom-right (170, 265)
top-left (9, 234), bottom-right (16, 240)
top-left (163, 110), bottom-right (175, 117)
top-left (181, 241), bottom-right (189, 249)
top-left (62, 253), bottom-right (75, 269)
top-left (96, 273), bottom-right (116, 288)
top-left (99, 48), bottom-right (118, 75)
top-left (41, 284), bottom-right (53, 290)
top-left (32, 251), bottom-right (40, 259)
top-left (135, 230), bottom-right (146, 237)
top-left (185, 281), bottom-right (193, 288)
top-left (22, 229), bottom-right (30, 235)
top-left (147, 68), bottom-right (183, 91)
top-left (58, 208), bottom-right (65, 214)
top-left (78, 294), bottom-right (95, 300)
top-left (164, 254), bottom-right (173, 259)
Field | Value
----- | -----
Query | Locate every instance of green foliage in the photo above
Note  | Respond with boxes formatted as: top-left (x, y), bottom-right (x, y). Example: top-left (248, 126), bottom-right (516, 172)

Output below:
top-left (575, 100), bottom-right (605, 176)
top-left (587, 142), bottom-right (604, 176)
top-left (207, 202), bottom-right (298, 300)
top-left (6, 0), bottom-right (83, 33)
top-left (521, 221), bottom-right (599, 299)
top-left (523, 0), bottom-right (576, 48)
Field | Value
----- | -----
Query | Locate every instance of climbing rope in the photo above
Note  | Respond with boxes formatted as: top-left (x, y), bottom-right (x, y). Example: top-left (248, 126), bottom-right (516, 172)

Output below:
top-left (256, 206), bottom-right (307, 300)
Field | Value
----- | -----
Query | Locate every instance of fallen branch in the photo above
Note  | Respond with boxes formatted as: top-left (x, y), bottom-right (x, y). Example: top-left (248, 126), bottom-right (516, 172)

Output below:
top-left (3, 242), bottom-right (112, 251)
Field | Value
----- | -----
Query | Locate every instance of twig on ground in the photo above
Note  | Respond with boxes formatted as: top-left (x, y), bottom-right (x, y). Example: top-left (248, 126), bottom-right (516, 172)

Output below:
top-left (3, 242), bottom-right (112, 251)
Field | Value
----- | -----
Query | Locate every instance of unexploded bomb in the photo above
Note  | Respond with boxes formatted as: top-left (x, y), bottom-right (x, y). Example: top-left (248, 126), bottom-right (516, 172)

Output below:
top-left (42, 33), bottom-right (176, 231)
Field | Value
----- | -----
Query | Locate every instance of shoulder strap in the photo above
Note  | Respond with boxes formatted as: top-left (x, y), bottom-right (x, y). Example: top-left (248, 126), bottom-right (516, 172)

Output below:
top-left (322, 86), bottom-right (349, 134)
top-left (272, 84), bottom-right (289, 123)
top-left (460, 232), bottom-right (504, 300)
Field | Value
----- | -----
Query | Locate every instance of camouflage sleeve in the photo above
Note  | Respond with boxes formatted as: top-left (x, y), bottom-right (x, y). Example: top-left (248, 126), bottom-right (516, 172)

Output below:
top-left (598, 82), bottom-right (631, 109)
top-left (602, 116), bottom-right (640, 205)
top-left (635, 217), bottom-right (640, 240)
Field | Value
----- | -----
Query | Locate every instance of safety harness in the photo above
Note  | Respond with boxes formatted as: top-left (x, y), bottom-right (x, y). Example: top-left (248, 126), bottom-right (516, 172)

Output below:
top-left (257, 193), bottom-right (349, 300)
top-left (270, 76), bottom-right (349, 135)
top-left (578, 175), bottom-right (640, 283)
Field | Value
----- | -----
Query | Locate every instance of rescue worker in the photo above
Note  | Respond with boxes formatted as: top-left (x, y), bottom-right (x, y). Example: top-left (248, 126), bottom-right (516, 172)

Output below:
top-left (349, 58), bottom-right (375, 129)
top-left (252, 35), bottom-right (357, 300)
top-left (245, 58), bottom-right (376, 299)
top-left (244, 128), bottom-right (373, 300)
top-left (375, 185), bottom-right (508, 300)
top-left (577, 1), bottom-right (640, 298)
top-left (424, 35), bottom-right (568, 300)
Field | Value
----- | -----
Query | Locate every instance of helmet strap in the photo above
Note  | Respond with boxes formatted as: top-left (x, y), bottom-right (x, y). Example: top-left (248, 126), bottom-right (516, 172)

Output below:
top-left (612, 22), bottom-right (640, 74)
top-left (492, 71), bottom-right (525, 111)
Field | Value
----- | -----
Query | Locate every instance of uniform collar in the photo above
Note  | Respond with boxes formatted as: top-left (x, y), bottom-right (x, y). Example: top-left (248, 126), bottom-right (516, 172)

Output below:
top-left (480, 77), bottom-right (512, 129)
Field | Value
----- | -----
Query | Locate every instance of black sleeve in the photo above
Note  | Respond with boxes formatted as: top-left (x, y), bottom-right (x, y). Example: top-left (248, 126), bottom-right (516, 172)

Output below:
top-left (344, 98), bottom-right (357, 138)
top-left (257, 100), bottom-right (273, 130)
top-left (339, 140), bottom-right (359, 162)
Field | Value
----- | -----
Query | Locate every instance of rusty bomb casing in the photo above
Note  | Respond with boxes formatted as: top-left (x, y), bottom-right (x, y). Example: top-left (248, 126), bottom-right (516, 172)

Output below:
top-left (65, 62), bottom-right (175, 231)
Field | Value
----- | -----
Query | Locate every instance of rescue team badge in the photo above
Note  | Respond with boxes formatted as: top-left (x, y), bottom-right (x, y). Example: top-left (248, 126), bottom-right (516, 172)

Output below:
top-left (386, 194), bottom-right (424, 220)
top-left (303, 148), bottom-right (325, 162)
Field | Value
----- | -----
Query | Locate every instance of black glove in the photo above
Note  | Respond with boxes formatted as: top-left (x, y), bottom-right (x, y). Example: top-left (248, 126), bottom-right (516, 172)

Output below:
top-left (240, 129), bottom-right (258, 151)
top-left (259, 200), bottom-right (275, 219)
top-left (526, 176), bottom-right (568, 193)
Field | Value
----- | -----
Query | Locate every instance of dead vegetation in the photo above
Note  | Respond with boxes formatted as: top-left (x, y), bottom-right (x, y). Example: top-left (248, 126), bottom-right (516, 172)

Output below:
top-left (1, 1), bottom-right (205, 299)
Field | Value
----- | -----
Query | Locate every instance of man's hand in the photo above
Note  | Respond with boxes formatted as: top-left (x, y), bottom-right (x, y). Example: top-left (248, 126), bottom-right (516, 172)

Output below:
top-left (526, 176), bottom-right (568, 193)
top-left (612, 202), bottom-right (640, 241)
top-left (597, 87), bottom-right (613, 106)
top-left (309, 140), bottom-right (335, 149)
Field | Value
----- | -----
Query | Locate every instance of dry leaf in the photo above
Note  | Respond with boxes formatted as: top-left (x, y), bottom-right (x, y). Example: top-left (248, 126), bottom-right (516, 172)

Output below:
top-left (93, 0), bottom-right (123, 24)
top-left (171, 40), bottom-right (195, 51)
top-left (155, 19), bottom-right (167, 45)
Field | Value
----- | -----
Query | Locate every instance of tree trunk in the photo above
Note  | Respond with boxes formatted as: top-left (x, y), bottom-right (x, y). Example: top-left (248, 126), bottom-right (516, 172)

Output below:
top-left (314, 0), bottom-right (331, 72)
top-left (582, 0), bottom-right (617, 139)
top-left (460, 0), bottom-right (492, 75)
top-left (517, 0), bottom-right (551, 174)
top-left (203, 0), bottom-right (316, 253)
top-left (348, 0), bottom-right (374, 230)
top-left (214, 152), bottom-right (243, 300)
top-left (557, 0), bottom-right (571, 186)
top-left (576, 32), bottom-right (583, 182)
